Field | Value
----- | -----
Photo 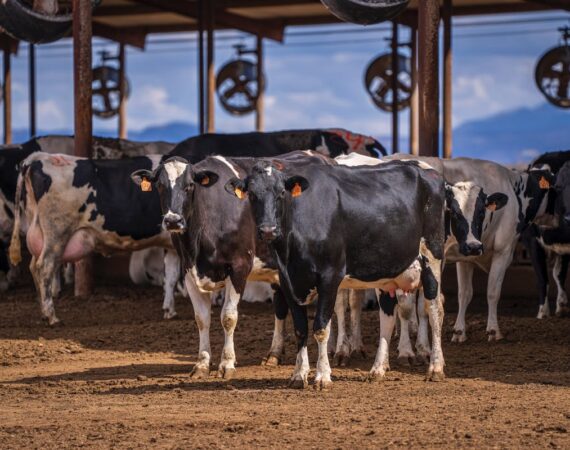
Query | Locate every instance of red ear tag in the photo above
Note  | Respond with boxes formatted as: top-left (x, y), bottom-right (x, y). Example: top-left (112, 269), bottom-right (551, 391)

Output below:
top-left (539, 176), bottom-right (550, 189)
top-left (291, 183), bottom-right (302, 198)
top-left (141, 178), bottom-right (152, 192)
top-left (200, 175), bottom-right (210, 186)
top-left (487, 203), bottom-right (497, 212)
top-left (235, 187), bottom-right (245, 199)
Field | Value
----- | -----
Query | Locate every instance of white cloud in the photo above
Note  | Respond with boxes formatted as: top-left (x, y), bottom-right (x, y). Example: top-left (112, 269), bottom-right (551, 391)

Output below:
top-left (37, 100), bottom-right (67, 129)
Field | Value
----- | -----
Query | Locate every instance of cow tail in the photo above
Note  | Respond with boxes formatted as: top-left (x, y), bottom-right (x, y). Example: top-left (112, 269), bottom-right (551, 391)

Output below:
top-left (271, 248), bottom-right (304, 306)
top-left (371, 139), bottom-right (388, 157)
top-left (9, 166), bottom-right (28, 266)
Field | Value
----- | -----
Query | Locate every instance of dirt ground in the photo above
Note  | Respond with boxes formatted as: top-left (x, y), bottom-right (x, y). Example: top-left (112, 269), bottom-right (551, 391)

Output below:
top-left (1, 284), bottom-right (569, 449)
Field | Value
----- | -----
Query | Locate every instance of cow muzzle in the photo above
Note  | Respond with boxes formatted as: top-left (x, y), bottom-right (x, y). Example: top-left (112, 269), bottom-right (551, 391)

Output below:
top-left (163, 212), bottom-right (186, 233)
top-left (258, 225), bottom-right (279, 242)
top-left (460, 241), bottom-right (484, 257)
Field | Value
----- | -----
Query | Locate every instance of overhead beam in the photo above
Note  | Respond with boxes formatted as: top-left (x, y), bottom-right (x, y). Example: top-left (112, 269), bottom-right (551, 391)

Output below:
top-left (523, 0), bottom-right (570, 11)
top-left (92, 22), bottom-right (147, 49)
top-left (131, 0), bottom-right (284, 42)
top-left (0, 34), bottom-right (19, 55)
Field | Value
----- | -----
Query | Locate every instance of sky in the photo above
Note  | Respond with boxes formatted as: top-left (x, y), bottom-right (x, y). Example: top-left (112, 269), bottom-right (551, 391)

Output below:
top-left (3, 10), bottom-right (570, 158)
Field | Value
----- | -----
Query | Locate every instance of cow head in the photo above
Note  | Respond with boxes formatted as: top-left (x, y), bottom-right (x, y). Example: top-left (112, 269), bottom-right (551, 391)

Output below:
top-left (225, 160), bottom-right (308, 242)
top-left (131, 156), bottom-right (219, 233)
top-left (445, 181), bottom-right (508, 256)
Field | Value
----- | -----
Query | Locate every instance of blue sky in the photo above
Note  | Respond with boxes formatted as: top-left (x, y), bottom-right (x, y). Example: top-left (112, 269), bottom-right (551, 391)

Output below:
top-left (4, 10), bottom-right (570, 159)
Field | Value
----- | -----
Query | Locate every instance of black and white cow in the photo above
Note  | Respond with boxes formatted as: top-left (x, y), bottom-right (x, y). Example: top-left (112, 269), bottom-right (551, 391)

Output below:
top-left (9, 152), bottom-right (179, 325)
top-left (386, 154), bottom-right (552, 342)
top-left (525, 156), bottom-right (570, 318)
top-left (168, 128), bottom-right (386, 163)
top-left (131, 151), bottom-right (336, 379)
top-left (226, 159), bottom-right (447, 387)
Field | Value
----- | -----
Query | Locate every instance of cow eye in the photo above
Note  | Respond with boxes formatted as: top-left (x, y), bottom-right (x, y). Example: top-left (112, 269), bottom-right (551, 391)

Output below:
top-left (279, 189), bottom-right (286, 198)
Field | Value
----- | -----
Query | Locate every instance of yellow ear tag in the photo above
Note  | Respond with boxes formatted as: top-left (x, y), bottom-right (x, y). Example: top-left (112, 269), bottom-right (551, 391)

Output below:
top-left (539, 176), bottom-right (550, 189)
top-left (141, 178), bottom-right (152, 192)
top-left (200, 175), bottom-right (210, 186)
top-left (291, 182), bottom-right (302, 198)
top-left (487, 203), bottom-right (497, 212)
top-left (235, 187), bottom-right (245, 199)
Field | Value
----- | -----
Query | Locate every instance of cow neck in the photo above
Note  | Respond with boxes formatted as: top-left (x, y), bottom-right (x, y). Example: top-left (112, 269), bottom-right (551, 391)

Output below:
top-left (514, 172), bottom-right (549, 234)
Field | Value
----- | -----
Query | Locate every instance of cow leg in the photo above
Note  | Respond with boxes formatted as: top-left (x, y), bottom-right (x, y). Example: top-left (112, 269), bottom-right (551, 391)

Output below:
top-left (452, 262), bottom-right (474, 343)
top-left (218, 278), bottom-right (242, 380)
top-left (486, 249), bottom-right (514, 341)
top-left (162, 249), bottom-right (179, 320)
top-left (289, 303), bottom-right (309, 389)
top-left (425, 293), bottom-right (445, 381)
top-left (262, 287), bottom-right (288, 367)
top-left (396, 291), bottom-right (416, 365)
top-left (184, 271), bottom-right (212, 379)
top-left (313, 278), bottom-right (339, 390)
top-left (554, 255), bottom-right (570, 316)
top-left (349, 289), bottom-right (366, 359)
top-left (524, 232), bottom-right (550, 318)
top-left (63, 262), bottom-right (74, 285)
top-left (415, 291), bottom-right (431, 364)
top-left (35, 253), bottom-right (62, 326)
top-left (369, 291), bottom-right (397, 381)
top-left (333, 289), bottom-right (350, 367)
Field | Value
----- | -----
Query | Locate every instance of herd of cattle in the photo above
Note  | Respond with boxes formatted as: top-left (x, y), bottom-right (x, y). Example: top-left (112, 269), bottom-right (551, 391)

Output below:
top-left (0, 128), bottom-right (568, 388)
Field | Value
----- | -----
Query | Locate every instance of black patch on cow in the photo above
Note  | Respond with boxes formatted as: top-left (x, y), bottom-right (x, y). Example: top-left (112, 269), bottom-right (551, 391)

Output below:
top-left (0, 146), bottom-right (37, 203)
top-left (71, 158), bottom-right (163, 239)
top-left (78, 204), bottom-right (86, 213)
top-left (446, 190), bottom-right (470, 243)
top-left (29, 161), bottom-right (52, 202)
top-left (379, 292), bottom-right (397, 316)
top-left (515, 174), bottom-right (548, 234)
top-left (420, 257), bottom-right (439, 300)
top-left (0, 239), bottom-right (9, 274)
top-left (3, 203), bottom-right (14, 219)
top-left (471, 190), bottom-right (487, 239)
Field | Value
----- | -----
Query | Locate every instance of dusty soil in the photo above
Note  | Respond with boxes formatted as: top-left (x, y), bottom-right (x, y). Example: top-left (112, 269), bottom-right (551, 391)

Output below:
top-left (1, 284), bottom-right (569, 449)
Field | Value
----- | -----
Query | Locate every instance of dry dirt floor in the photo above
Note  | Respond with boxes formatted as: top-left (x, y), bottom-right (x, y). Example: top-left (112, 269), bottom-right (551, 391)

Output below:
top-left (0, 284), bottom-right (569, 449)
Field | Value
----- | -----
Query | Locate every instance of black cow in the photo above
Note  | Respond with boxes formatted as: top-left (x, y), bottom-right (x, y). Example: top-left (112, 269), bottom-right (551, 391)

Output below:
top-left (168, 128), bottom-right (386, 163)
top-left (226, 160), bottom-right (447, 388)
top-left (131, 151), bottom-right (335, 379)
top-left (525, 154), bottom-right (570, 318)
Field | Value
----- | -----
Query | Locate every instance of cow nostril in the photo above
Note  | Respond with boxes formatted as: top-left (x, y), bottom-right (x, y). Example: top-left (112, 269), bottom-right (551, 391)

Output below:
top-left (259, 225), bottom-right (278, 241)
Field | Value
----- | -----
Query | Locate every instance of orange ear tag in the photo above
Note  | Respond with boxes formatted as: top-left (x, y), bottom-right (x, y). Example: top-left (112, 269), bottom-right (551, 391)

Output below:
top-left (141, 178), bottom-right (152, 192)
top-left (291, 183), bottom-right (302, 198)
top-left (200, 176), bottom-right (210, 186)
top-left (487, 203), bottom-right (497, 212)
top-left (539, 176), bottom-right (550, 189)
top-left (235, 187), bottom-right (245, 199)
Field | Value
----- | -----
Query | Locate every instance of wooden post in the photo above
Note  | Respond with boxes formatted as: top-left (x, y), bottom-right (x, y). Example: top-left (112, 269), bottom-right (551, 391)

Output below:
top-left (391, 21), bottom-right (399, 154)
top-left (418, 0), bottom-right (440, 157)
top-left (255, 35), bottom-right (264, 132)
top-left (3, 43), bottom-right (11, 144)
top-left (29, 43), bottom-right (37, 138)
top-left (197, 0), bottom-right (205, 135)
top-left (206, 0), bottom-right (215, 133)
top-left (73, 0), bottom-right (94, 297)
top-left (409, 27), bottom-right (419, 156)
top-left (443, 0), bottom-right (453, 159)
top-left (118, 43), bottom-right (127, 139)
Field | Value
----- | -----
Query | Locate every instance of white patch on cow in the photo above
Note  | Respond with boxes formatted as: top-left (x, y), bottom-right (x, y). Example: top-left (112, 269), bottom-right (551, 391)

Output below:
top-left (213, 155), bottom-right (239, 178)
top-left (188, 266), bottom-right (225, 293)
top-left (249, 257), bottom-right (279, 284)
top-left (164, 160), bottom-right (187, 188)
top-left (219, 277), bottom-right (240, 377)
top-left (340, 259), bottom-right (422, 293)
top-left (530, 163), bottom-right (551, 172)
top-left (447, 181), bottom-right (484, 248)
top-left (335, 153), bottom-right (381, 167)
top-left (314, 322), bottom-right (332, 388)
top-left (264, 166), bottom-right (273, 176)
top-left (242, 281), bottom-right (274, 303)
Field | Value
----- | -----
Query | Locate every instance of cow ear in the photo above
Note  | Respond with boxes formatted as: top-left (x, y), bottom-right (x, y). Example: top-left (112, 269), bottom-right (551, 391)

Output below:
top-left (224, 177), bottom-right (247, 200)
top-left (485, 193), bottom-right (508, 211)
top-left (131, 169), bottom-right (155, 192)
top-left (285, 176), bottom-right (310, 198)
top-left (193, 170), bottom-right (219, 188)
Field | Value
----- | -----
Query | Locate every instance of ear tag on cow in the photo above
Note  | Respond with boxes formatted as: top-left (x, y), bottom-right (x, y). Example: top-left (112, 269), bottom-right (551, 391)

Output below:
top-left (486, 203), bottom-right (497, 212)
top-left (235, 187), bottom-right (245, 199)
top-left (539, 176), bottom-right (550, 189)
top-left (141, 178), bottom-right (152, 192)
top-left (291, 183), bottom-right (302, 198)
top-left (200, 175), bottom-right (210, 186)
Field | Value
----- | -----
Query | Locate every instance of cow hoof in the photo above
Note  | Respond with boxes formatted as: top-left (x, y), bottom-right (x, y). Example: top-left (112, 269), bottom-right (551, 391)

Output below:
top-left (163, 310), bottom-right (178, 320)
top-left (190, 365), bottom-right (210, 379)
top-left (451, 330), bottom-right (467, 343)
top-left (367, 370), bottom-right (386, 383)
top-left (217, 367), bottom-right (236, 380)
top-left (486, 330), bottom-right (503, 342)
top-left (555, 305), bottom-right (570, 317)
top-left (288, 376), bottom-right (308, 389)
top-left (397, 355), bottom-right (415, 367)
top-left (46, 317), bottom-right (62, 327)
top-left (261, 354), bottom-right (280, 367)
top-left (350, 348), bottom-right (367, 360)
top-left (426, 368), bottom-right (445, 382)
top-left (314, 378), bottom-right (333, 391)
top-left (333, 352), bottom-right (349, 367)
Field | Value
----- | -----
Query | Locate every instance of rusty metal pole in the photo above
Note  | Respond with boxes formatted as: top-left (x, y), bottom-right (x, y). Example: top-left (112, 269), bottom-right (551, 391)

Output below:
top-left (3, 43), bottom-right (12, 144)
top-left (206, 1), bottom-right (215, 133)
top-left (29, 43), bottom-right (37, 138)
top-left (409, 27), bottom-right (419, 156)
top-left (73, 0), bottom-right (94, 297)
top-left (197, 0), bottom-right (205, 135)
top-left (118, 43), bottom-right (127, 139)
top-left (418, 0), bottom-right (440, 157)
top-left (255, 35), bottom-right (264, 132)
top-left (443, 0), bottom-right (453, 159)
top-left (391, 21), bottom-right (399, 154)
